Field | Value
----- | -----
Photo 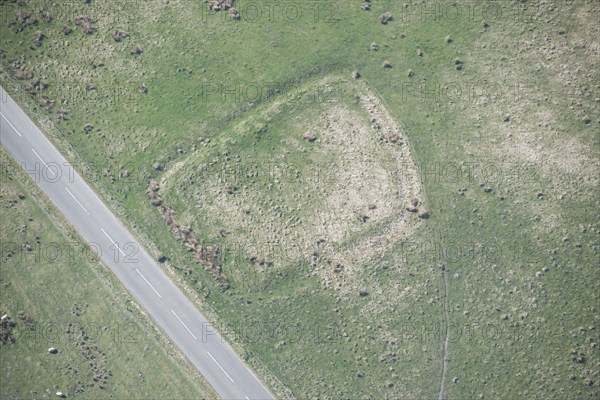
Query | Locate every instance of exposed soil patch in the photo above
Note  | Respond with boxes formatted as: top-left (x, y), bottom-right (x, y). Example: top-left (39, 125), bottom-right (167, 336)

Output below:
top-left (159, 76), bottom-right (424, 293)
top-left (146, 181), bottom-right (227, 288)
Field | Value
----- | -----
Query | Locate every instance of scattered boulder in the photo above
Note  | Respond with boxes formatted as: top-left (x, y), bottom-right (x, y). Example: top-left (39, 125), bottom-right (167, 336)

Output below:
top-left (48, 347), bottom-right (58, 354)
top-left (406, 198), bottom-right (420, 212)
top-left (56, 392), bottom-right (65, 398)
top-left (209, 0), bottom-right (235, 11)
top-left (148, 179), bottom-right (160, 191)
top-left (15, 10), bottom-right (37, 26)
top-left (379, 12), bottom-right (393, 24)
top-left (139, 84), bottom-right (148, 94)
top-left (1, 315), bottom-right (16, 344)
top-left (407, 69), bottom-right (414, 77)
top-left (32, 31), bottom-right (45, 46)
top-left (382, 60), bottom-right (392, 68)
top-left (445, 35), bottom-right (452, 43)
top-left (75, 16), bottom-right (96, 34)
top-left (352, 70), bottom-right (361, 80)
top-left (388, 133), bottom-right (401, 144)
top-left (26, 79), bottom-right (48, 93)
top-left (229, 9), bottom-right (240, 20)
top-left (482, 20), bottom-right (489, 28)
top-left (83, 123), bottom-right (94, 134)
top-left (416, 48), bottom-right (423, 57)
top-left (359, 290), bottom-right (369, 297)
top-left (131, 45), bottom-right (143, 55)
top-left (40, 11), bottom-right (52, 23)
top-left (303, 130), bottom-right (317, 142)
top-left (37, 95), bottom-right (54, 109)
top-left (361, 3), bottom-right (370, 10)
top-left (63, 26), bottom-right (72, 35)
top-left (370, 42), bottom-right (379, 51)
top-left (418, 211), bottom-right (429, 219)
top-left (331, 262), bottom-right (344, 273)
top-left (111, 29), bottom-right (129, 42)
top-left (454, 58), bottom-right (463, 70)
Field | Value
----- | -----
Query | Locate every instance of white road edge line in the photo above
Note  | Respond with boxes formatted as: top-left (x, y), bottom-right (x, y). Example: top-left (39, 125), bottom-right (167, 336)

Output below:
top-left (171, 310), bottom-right (197, 340)
top-left (207, 351), bottom-right (235, 383)
top-left (0, 113), bottom-right (22, 137)
top-left (136, 268), bottom-right (162, 298)
top-left (100, 227), bottom-right (126, 257)
top-left (65, 187), bottom-right (90, 215)
top-left (31, 148), bottom-right (56, 177)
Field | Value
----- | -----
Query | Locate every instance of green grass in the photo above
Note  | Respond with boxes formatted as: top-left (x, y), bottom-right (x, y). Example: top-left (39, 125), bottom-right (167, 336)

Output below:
top-left (1, 0), bottom-right (598, 398)
top-left (0, 150), bottom-right (217, 399)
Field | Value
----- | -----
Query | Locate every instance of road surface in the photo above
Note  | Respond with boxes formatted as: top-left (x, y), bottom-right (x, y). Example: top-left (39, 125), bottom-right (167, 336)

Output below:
top-left (0, 86), bottom-right (274, 400)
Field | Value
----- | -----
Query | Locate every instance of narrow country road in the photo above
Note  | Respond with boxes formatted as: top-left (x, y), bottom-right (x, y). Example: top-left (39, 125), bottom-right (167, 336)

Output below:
top-left (0, 86), bottom-right (274, 400)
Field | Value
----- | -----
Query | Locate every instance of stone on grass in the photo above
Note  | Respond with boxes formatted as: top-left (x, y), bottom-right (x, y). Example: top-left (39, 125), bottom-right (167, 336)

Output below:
top-left (379, 12), bottom-right (393, 24)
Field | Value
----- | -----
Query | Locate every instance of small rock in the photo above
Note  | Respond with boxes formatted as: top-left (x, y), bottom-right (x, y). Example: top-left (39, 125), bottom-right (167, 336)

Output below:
top-left (83, 123), bottom-right (93, 133)
top-left (359, 290), bottom-right (369, 297)
top-left (303, 130), bottom-right (317, 142)
top-left (48, 347), bottom-right (58, 354)
top-left (407, 69), bottom-right (414, 77)
top-left (382, 60), bottom-right (392, 68)
top-left (379, 12), bottom-right (393, 24)
top-left (445, 35), bottom-right (452, 43)
top-left (352, 70), bottom-right (361, 80)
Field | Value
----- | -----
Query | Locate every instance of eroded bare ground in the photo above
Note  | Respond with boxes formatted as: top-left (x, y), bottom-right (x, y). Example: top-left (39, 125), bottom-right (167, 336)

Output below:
top-left (155, 76), bottom-right (426, 295)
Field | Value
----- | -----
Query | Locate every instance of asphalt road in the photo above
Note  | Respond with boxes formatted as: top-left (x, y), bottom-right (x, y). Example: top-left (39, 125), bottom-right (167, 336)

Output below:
top-left (0, 86), bottom-right (274, 400)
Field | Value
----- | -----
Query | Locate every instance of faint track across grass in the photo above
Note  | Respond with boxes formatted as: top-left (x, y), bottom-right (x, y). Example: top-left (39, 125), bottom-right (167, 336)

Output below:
top-left (438, 232), bottom-right (450, 400)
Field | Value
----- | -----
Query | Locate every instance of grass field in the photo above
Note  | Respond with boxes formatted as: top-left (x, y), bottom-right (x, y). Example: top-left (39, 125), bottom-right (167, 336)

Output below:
top-left (1, 0), bottom-right (598, 398)
top-left (0, 150), bottom-right (216, 399)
